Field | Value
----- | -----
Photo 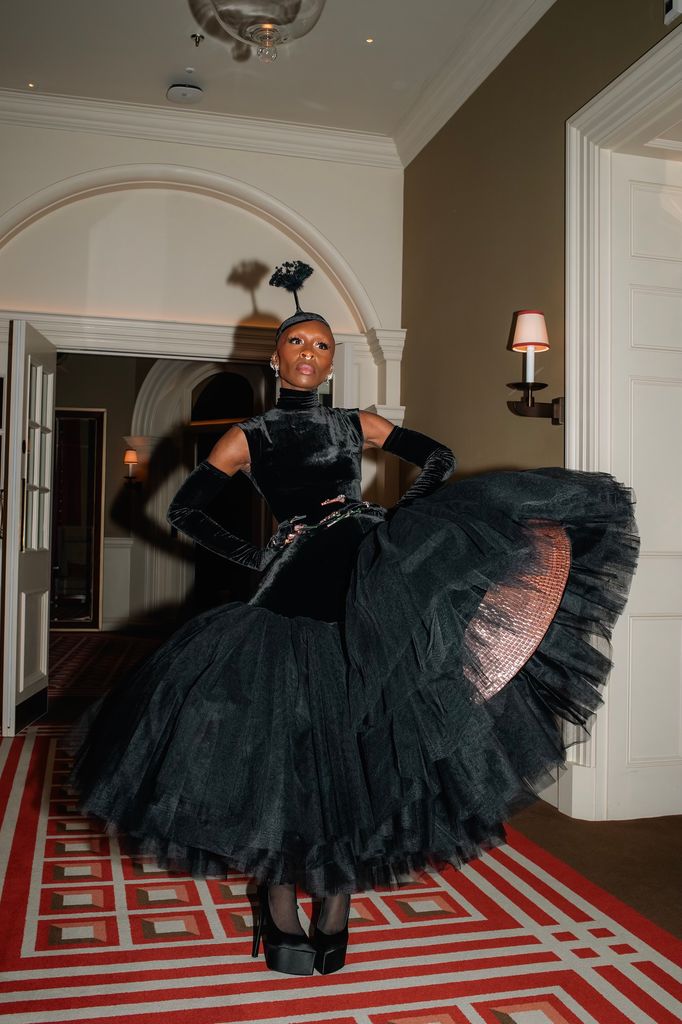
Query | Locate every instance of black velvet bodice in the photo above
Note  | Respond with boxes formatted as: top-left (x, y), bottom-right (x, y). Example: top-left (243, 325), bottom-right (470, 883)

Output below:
top-left (238, 390), bottom-right (364, 524)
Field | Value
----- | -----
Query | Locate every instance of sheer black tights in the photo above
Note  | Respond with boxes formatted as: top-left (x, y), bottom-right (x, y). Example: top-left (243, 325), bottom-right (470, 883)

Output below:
top-left (317, 893), bottom-right (351, 934)
top-left (267, 885), bottom-right (351, 936)
top-left (267, 883), bottom-right (306, 936)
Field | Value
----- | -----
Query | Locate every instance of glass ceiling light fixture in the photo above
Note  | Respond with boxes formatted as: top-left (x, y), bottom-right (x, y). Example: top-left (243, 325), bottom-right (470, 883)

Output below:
top-left (206, 1), bottom-right (327, 62)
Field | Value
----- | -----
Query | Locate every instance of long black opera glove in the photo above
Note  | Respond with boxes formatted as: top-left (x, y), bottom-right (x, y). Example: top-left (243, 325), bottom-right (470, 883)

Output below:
top-left (167, 461), bottom-right (286, 571)
top-left (382, 426), bottom-right (456, 508)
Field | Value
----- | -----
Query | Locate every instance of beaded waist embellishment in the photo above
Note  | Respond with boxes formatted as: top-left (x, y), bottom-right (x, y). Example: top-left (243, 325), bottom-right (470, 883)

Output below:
top-left (289, 495), bottom-right (385, 537)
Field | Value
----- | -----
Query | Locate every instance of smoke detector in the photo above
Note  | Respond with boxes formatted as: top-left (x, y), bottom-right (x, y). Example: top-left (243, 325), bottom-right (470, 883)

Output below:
top-left (166, 83), bottom-right (204, 104)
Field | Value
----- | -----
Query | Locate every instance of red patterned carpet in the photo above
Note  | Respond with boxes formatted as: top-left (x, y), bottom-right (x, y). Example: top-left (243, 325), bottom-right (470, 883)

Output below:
top-left (1, 729), bottom-right (680, 1024)
top-left (0, 634), bottom-right (679, 1023)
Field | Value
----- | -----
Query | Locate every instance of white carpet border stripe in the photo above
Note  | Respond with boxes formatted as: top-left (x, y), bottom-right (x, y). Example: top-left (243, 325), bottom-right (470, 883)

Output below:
top-left (492, 843), bottom-right (682, 978)
top-left (109, 833), bottom-right (134, 950)
top-left (0, 735), bottom-right (35, 898)
top-left (21, 739), bottom-right (55, 958)
top-left (0, 941), bottom-right (555, 1003)
top-left (0, 925), bottom-right (533, 980)
top-left (0, 964), bottom-right (641, 1023)
top-left (0, 735), bottom-right (15, 784)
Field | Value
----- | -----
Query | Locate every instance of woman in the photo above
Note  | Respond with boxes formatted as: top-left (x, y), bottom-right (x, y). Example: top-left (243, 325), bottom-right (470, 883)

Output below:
top-left (72, 262), bottom-right (638, 979)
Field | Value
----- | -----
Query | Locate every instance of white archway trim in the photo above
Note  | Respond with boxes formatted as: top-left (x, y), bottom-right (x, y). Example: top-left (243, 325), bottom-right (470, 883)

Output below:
top-left (130, 358), bottom-right (265, 442)
top-left (128, 358), bottom-right (266, 614)
top-left (564, 25), bottom-right (682, 820)
top-left (0, 163), bottom-right (381, 332)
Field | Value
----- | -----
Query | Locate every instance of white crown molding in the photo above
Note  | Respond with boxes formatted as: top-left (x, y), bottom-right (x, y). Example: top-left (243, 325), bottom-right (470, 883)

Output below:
top-left (0, 311), bottom-right (376, 363)
top-left (394, 0), bottom-right (557, 166)
top-left (0, 89), bottom-right (401, 170)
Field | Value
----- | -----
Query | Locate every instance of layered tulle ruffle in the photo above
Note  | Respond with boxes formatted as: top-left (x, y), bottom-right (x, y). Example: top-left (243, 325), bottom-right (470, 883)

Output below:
top-left (71, 468), bottom-right (638, 894)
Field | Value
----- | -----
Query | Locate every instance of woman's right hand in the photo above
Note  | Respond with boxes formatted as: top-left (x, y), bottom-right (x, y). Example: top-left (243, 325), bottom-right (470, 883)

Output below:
top-left (268, 519), bottom-right (304, 550)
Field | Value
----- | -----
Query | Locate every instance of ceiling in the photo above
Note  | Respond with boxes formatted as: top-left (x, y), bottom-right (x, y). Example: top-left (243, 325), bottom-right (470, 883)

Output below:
top-left (0, 0), bottom-right (554, 160)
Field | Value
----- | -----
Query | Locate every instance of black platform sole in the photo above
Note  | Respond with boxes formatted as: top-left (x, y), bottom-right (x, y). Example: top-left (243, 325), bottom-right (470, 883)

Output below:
top-left (314, 943), bottom-right (347, 975)
top-left (264, 941), bottom-right (316, 976)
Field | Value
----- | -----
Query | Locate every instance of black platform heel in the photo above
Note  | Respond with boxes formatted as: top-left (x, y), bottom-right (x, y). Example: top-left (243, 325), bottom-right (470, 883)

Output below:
top-left (251, 886), bottom-right (316, 976)
top-left (312, 896), bottom-right (351, 975)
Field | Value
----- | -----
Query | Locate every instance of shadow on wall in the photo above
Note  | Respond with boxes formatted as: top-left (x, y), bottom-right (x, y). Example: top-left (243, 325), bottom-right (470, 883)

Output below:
top-left (109, 400), bottom-right (271, 630)
top-left (227, 259), bottom-right (280, 328)
top-left (106, 260), bottom-right (283, 631)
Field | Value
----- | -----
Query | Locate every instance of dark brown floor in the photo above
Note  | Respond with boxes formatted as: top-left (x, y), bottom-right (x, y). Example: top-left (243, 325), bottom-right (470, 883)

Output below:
top-left (510, 801), bottom-right (682, 939)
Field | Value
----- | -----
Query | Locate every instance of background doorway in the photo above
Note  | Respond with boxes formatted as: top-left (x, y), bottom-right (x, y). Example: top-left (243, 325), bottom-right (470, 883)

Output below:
top-left (50, 409), bottom-right (105, 630)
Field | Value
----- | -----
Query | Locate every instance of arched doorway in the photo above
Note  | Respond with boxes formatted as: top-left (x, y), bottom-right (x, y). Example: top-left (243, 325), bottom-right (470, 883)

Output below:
top-left (189, 370), bottom-right (264, 610)
top-left (128, 359), bottom-right (271, 618)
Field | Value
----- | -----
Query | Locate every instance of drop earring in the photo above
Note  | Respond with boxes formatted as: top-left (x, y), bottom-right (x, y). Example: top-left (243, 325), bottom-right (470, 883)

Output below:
top-left (326, 367), bottom-right (334, 383)
top-left (270, 358), bottom-right (280, 378)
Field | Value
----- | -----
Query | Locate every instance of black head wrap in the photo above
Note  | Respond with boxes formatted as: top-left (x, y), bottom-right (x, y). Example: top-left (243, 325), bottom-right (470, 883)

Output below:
top-left (270, 261), bottom-right (330, 341)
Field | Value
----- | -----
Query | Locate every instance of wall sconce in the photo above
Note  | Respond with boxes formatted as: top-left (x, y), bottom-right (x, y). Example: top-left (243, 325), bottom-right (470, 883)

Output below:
top-left (123, 448), bottom-right (139, 483)
top-left (507, 310), bottom-right (564, 425)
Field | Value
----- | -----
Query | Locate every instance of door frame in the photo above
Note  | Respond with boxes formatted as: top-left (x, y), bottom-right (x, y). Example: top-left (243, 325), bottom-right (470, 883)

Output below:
top-left (563, 25), bottom-right (682, 818)
top-left (1, 321), bottom-right (57, 735)
top-left (50, 407), bottom-right (106, 631)
top-left (1, 311), bottom-right (405, 622)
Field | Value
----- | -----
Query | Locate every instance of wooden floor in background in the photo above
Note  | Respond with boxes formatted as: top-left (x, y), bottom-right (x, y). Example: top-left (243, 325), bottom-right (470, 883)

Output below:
top-left (511, 800), bottom-right (682, 939)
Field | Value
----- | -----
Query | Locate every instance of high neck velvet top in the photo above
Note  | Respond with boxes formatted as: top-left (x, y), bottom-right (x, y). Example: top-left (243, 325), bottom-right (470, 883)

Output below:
top-left (237, 388), bottom-right (364, 523)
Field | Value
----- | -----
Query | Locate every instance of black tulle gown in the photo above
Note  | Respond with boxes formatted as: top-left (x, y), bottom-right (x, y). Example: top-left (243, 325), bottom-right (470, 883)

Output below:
top-left (72, 391), bottom-right (638, 895)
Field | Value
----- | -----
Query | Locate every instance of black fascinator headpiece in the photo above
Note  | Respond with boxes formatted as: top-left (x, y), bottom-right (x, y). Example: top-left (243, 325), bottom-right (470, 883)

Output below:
top-left (270, 260), bottom-right (330, 341)
top-left (269, 260), bottom-right (312, 312)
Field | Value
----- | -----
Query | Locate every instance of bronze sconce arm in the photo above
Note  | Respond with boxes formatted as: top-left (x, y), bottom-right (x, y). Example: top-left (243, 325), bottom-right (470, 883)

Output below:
top-left (507, 381), bottom-right (564, 425)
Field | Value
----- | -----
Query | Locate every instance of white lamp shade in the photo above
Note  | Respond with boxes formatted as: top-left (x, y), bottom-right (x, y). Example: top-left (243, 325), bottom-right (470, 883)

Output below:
top-left (123, 449), bottom-right (138, 466)
top-left (512, 310), bottom-right (549, 352)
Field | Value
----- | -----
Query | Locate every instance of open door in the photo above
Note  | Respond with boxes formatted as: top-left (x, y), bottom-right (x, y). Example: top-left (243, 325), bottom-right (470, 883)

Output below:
top-left (1, 321), bottom-right (57, 736)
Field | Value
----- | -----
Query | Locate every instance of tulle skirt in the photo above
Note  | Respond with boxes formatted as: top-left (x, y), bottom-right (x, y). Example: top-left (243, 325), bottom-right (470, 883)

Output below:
top-left (71, 468), bottom-right (638, 895)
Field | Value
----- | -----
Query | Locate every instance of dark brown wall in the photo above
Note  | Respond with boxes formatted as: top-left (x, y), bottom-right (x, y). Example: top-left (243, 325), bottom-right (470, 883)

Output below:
top-left (402, 0), bottom-right (674, 474)
top-left (56, 355), bottom-right (153, 537)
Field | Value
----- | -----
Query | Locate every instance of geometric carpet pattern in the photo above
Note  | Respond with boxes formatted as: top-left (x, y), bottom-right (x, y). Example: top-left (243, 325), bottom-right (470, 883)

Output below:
top-left (1, 730), bottom-right (681, 1023)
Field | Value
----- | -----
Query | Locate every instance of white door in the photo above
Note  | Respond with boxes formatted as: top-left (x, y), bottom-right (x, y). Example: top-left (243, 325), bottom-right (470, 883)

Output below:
top-left (1, 321), bottom-right (57, 736)
top-left (608, 152), bottom-right (682, 817)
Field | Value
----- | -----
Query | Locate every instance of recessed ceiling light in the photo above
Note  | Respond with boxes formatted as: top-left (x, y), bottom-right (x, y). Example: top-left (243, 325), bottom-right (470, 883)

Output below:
top-left (166, 83), bottom-right (204, 105)
top-left (28, 81), bottom-right (36, 88)
top-left (365, 37), bottom-right (374, 44)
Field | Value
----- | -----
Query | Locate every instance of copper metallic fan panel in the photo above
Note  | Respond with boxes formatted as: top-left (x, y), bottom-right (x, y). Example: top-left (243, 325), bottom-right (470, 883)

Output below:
top-left (463, 521), bottom-right (571, 700)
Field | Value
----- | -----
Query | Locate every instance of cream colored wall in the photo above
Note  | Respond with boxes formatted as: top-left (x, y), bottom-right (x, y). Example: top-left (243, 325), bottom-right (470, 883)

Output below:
top-left (1, 189), bottom-right (354, 330)
top-left (0, 122), bottom-right (403, 330)
top-left (402, 0), bottom-right (674, 474)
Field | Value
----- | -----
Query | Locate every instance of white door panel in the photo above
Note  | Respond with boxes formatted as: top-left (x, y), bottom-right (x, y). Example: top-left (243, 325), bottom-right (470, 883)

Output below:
top-left (609, 153), bottom-right (682, 817)
top-left (1, 321), bottom-right (56, 735)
